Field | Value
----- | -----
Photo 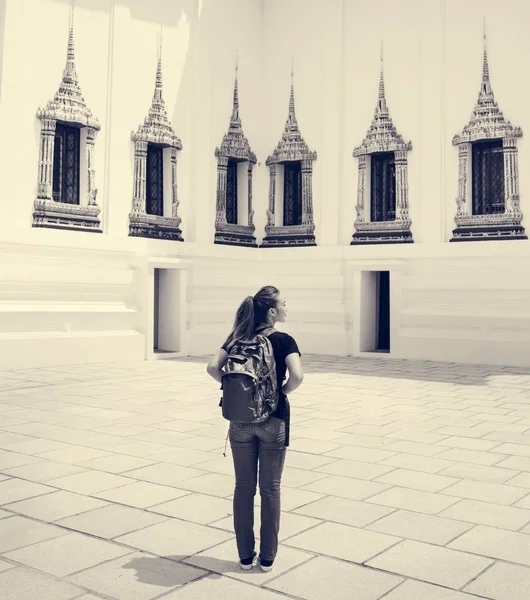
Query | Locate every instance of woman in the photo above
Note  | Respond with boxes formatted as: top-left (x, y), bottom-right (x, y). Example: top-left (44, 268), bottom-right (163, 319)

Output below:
top-left (206, 285), bottom-right (304, 572)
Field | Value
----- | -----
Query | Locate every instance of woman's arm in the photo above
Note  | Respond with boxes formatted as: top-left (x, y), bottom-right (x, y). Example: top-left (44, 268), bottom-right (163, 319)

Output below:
top-left (206, 348), bottom-right (228, 384)
top-left (282, 352), bottom-right (304, 395)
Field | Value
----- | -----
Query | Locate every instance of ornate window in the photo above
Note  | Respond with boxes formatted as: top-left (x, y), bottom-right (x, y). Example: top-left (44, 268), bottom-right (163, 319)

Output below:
top-left (33, 27), bottom-right (101, 232)
top-left (129, 52), bottom-right (183, 241)
top-left (214, 62), bottom-right (257, 247)
top-left (352, 51), bottom-right (412, 245)
top-left (451, 32), bottom-right (525, 241)
top-left (262, 68), bottom-right (317, 247)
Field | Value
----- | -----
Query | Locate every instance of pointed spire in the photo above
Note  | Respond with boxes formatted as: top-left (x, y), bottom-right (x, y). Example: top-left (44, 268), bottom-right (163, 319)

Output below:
top-left (377, 40), bottom-right (387, 114)
top-left (37, 13), bottom-right (100, 130)
top-left (285, 57), bottom-right (298, 131)
top-left (452, 22), bottom-right (521, 145)
top-left (215, 51), bottom-right (255, 163)
top-left (229, 51), bottom-right (241, 128)
top-left (481, 17), bottom-right (492, 96)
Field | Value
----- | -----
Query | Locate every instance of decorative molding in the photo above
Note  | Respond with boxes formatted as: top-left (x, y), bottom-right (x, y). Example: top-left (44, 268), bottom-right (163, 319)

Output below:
top-left (129, 50), bottom-right (184, 241)
top-left (33, 26), bottom-right (101, 232)
top-left (451, 28), bottom-right (526, 242)
top-left (351, 47), bottom-right (413, 245)
top-left (214, 59), bottom-right (257, 247)
top-left (262, 66), bottom-right (317, 247)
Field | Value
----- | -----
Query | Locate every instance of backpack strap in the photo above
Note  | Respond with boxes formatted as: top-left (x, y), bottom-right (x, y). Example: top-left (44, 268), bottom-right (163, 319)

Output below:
top-left (256, 326), bottom-right (275, 337)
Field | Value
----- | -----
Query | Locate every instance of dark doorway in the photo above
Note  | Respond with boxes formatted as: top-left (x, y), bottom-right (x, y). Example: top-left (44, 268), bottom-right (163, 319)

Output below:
top-left (153, 268), bottom-right (160, 351)
top-left (377, 271), bottom-right (390, 352)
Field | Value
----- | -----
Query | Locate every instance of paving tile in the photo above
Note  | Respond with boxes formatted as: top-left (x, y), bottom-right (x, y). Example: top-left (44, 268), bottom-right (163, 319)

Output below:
top-left (437, 462), bottom-right (518, 484)
top-left (4, 490), bottom-right (109, 522)
top-left (0, 567), bottom-right (84, 600)
top-left (0, 516), bottom-right (67, 552)
top-left (278, 487), bottom-right (326, 512)
top-left (385, 440), bottom-right (448, 457)
top-left (162, 574), bottom-right (289, 600)
top-left (449, 525), bottom-right (530, 566)
top-left (288, 438), bottom-right (342, 455)
top-left (464, 561), bottom-right (530, 600)
top-left (301, 475), bottom-right (390, 500)
top-left (367, 539), bottom-right (493, 589)
top-left (367, 487), bottom-right (460, 515)
top-left (266, 555), bottom-right (402, 600)
top-left (323, 445), bottom-right (397, 463)
top-left (373, 468), bottom-right (459, 493)
top-left (46, 470), bottom-right (133, 495)
top-left (441, 480), bottom-right (529, 505)
top-left (125, 463), bottom-right (205, 487)
top-left (0, 478), bottom-right (53, 505)
top-left (0, 452), bottom-right (43, 470)
top-left (78, 454), bottom-right (156, 474)
top-left (68, 552), bottom-right (206, 600)
top-left (283, 451), bottom-right (338, 471)
top-left (435, 436), bottom-right (503, 451)
top-left (281, 466), bottom-right (329, 488)
top-left (366, 510), bottom-right (474, 545)
top-left (37, 446), bottom-right (112, 464)
top-left (384, 579), bottom-right (490, 599)
top-left (284, 521), bottom-right (399, 563)
top-left (184, 538), bottom-right (314, 584)
top-left (314, 458), bottom-right (395, 480)
top-left (430, 448), bottom-right (507, 466)
top-left (115, 519), bottom-right (233, 556)
top-left (440, 499), bottom-right (530, 531)
top-left (503, 472), bottom-right (530, 488)
top-left (380, 453), bottom-right (455, 474)
top-left (496, 456), bottom-right (530, 470)
top-left (293, 495), bottom-right (395, 527)
top-left (0, 558), bottom-right (14, 573)
top-left (491, 443), bottom-right (530, 457)
top-left (211, 507), bottom-right (321, 542)
top-left (1, 460), bottom-right (88, 482)
top-left (150, 493), bottom-right (233, 525)
top-left (94, 481), bottom-right (191, 508)
top-left (4, 531), bottom-right (131, 577)
top-left (55, 504), bottom-right (169, 538)
top-left (169, 435), bottom-right (223, 452)
top-left (148, 447), bottom-right (215, 467)
top-left (2, 438), bottom-right (71, 455)
top-left (178, 472), bottom-right (235, 497)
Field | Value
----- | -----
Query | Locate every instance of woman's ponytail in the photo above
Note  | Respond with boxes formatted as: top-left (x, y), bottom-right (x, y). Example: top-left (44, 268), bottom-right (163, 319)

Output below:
top-left (223, 295), bottom-right (255, 349)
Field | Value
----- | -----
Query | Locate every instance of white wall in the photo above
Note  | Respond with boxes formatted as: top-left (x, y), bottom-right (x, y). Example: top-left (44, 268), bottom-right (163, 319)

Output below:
top-left (1, 0), bottom-right (530, 370)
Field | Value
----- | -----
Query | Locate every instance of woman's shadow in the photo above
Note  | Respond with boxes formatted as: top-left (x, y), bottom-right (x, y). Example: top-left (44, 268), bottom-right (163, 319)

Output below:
top-left (122, 552), bottom-right (263, 588)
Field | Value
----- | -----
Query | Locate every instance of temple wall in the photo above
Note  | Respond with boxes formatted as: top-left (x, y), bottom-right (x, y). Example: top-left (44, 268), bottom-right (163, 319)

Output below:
top-left (0, 0), bottom-right (530, 369)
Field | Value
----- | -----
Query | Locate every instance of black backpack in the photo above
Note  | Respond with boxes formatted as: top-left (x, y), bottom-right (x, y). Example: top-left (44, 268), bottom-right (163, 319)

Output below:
top-left (220, 327), bottom-right (278, 423)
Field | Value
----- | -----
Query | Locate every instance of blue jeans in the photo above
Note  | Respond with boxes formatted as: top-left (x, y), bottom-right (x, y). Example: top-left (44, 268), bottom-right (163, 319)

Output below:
top-left (229, 417), bottom-right (287, 562)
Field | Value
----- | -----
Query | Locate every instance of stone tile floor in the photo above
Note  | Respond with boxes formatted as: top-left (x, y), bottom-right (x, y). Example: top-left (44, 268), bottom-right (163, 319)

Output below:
top-left (1, 355), bottom-right (530, 599)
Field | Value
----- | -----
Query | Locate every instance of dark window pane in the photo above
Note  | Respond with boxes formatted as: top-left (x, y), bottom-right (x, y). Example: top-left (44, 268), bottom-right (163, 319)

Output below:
top-left (226, 159), bottom-right (238, 224)
top-left (146, 145), bottom-right (164, 216)
top-left (53, 124), bottom-right (80, 204)
top-left (283, 161), bottom-right (302, 226)
top-left (472, 140), bottom-right (505, 215)
top-left (52, 134), bottom-right (63, 201)
top-left (371, 152), bottom-right (396, 222)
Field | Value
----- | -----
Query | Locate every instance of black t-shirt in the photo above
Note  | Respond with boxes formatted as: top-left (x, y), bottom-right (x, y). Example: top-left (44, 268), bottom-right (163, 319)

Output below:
top-left (221, 330), bottom-right (301, 420)
top-left (266, 331), bottom-right (301, 419)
